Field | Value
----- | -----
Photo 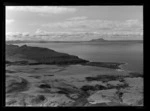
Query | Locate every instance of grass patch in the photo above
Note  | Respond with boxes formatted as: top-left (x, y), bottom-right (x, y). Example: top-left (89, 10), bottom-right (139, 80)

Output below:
top-left (6, 78), bottom-right (29, 93)
top-left (38, 84), bottom-right (51, 89)
top-left (31, 95), bottom-right (46, 104)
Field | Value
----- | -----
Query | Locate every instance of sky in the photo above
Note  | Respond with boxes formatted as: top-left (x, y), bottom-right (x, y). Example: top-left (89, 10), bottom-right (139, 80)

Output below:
top-left (6, 6), bottom-right (143, 41)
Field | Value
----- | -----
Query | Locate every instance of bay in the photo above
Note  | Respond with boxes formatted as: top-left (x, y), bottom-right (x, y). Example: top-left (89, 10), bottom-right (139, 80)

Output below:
top-left (16, 41), bottom-right (143, 73)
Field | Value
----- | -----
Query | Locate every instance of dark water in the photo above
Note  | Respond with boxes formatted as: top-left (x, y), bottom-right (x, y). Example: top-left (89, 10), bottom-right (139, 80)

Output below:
top-left (16, 42), bottom-right (143, 73)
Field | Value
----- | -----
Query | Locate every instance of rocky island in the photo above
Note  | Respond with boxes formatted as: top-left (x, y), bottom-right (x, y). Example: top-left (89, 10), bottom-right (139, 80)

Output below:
top-left (6, 44), bottom-right (143, 106)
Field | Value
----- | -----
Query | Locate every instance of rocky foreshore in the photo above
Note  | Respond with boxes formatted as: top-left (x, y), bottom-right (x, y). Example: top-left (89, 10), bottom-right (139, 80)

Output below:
top-left (5, 44), bottom-right (143, 106)
top-left (6, 69), bottom-right (143, 106)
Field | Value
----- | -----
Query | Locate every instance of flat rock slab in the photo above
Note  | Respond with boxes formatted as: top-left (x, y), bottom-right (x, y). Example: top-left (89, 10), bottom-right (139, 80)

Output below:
top-left (107, 80), bottom-right (124, 86)
top-left (87, 89), bottom-right (118, 104)
top-left (121, 92), bottom-right (143, 106)
top-left (42, 94), bottom-right (74, 106)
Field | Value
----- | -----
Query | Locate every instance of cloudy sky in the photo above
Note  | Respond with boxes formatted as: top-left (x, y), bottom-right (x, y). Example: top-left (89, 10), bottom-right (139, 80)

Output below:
top-left (6, 6), bottom-right (143, 41)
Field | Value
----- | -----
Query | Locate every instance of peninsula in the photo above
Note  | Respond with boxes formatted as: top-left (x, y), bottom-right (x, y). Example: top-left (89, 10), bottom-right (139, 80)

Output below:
top-left (6, 44), bottom-right (124, 69)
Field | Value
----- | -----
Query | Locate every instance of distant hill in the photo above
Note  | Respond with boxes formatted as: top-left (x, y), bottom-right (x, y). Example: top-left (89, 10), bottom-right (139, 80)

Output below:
top-left (6, 40), bottom-right (83, 44)
top-left (6, 38), bottom-right (143, 44)
top-left (90, 38), bottom-right (106, 42)
top-left (89, 38), bottom-right (143, 43)
top-left (6, 40), bottom-right (38, 44)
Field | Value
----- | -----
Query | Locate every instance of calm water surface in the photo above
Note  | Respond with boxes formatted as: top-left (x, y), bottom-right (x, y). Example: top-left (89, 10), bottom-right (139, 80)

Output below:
top-left (16, 42), bottom-right (143, 73)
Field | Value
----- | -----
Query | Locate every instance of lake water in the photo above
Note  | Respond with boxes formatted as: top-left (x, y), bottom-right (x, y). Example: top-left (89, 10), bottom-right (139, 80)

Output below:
top-left (16, 42), bottom-right (143, 73)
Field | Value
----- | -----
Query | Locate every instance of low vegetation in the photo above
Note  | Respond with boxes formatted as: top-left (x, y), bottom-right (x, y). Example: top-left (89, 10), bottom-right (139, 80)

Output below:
top-left (6, 44), bottom-right (124, 69)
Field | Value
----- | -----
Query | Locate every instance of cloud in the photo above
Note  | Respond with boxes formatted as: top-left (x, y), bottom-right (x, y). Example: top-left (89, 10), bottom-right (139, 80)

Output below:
top-left (35, 29), bottom-right (54, 36)
top-left (6, 18), bottom-right (143, 41)
top-left (6, 32), bottom-right (29, 36)
top-left (42, 19), bottom-right (143, 33)
top-left (6, 19), bottom-right (14, 24)
top-left (6, 6), bottom-right (76, 14)
top-left (6, 32), bottom-right (30, 40)
top-left (67, 16), bottom-right (88, 21)
top-left (125, 19), bottom-right (141, 26)
top-left (6, 19), bottom-right (143, 41)
top-left (6, 30), bottom-right (143, 41)
top-left (35, 29), bottom-right (46, 35)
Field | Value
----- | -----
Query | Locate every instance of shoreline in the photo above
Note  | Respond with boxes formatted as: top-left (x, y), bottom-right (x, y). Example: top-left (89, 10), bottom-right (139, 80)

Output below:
top-left (116, 62), bottom-right (128, 72)
top-left (6, 44), bottom-right (142, 72)
top-left (6, 60), bottom-right (125, 70)
top-left (5, 44), bottom-right (143, 106)
top-left (6, 44), bottom-right (125, 70)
